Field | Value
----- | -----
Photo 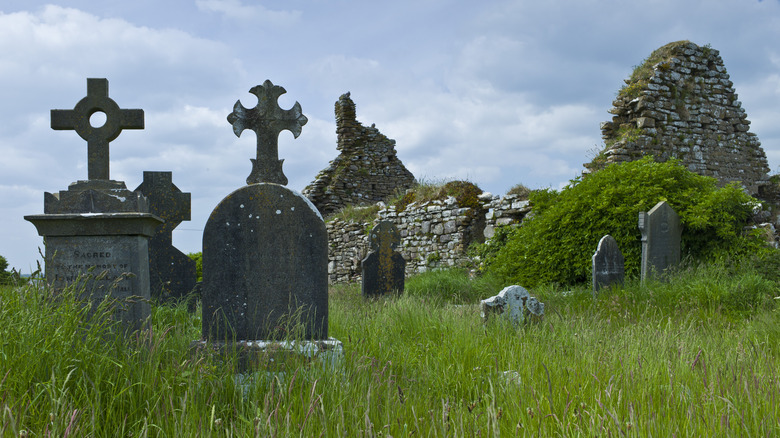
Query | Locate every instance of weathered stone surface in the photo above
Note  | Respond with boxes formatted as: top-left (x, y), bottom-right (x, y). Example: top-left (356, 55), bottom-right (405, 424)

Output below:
top-left (135, 171), bottom-right (197, 303)
top-left (639, 201), bottom-right (681, 281)
top-left (592, 235), bottom-right (625, 296)
top-left (302, 92), bottom-right (415, 216)
top-left (25, 213), bottom-right (162, 333)
top-left (44, 180), bottom-right (149, 214)
top-left (362, 220), bottom-right (405, 297)
top-left (201, 183), bottom-right (328, 341)
top-left (480, 285), bottom-right (544, 326)
top-left (587, 41), bottom-right (769, 194)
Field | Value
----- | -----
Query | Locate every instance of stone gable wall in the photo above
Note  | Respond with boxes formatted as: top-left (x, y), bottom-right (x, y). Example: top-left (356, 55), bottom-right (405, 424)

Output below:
top-left (326, 193), bottom-right (531, 283)
top-left (303, 92), bottom-right (416, 217)
top-left (588, 41), bottom-right (769, 194)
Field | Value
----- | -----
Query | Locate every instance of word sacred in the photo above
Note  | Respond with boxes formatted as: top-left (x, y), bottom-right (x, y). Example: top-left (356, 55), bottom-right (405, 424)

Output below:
top-left (74, 250), bottom-right (112, 258)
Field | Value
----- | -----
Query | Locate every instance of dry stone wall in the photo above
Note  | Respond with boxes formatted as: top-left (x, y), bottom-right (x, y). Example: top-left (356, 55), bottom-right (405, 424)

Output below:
top-left (303, 92), bottom-right (416, 216)
top-left (326, 192), bottom-right (532, 283)
top-left (588, 41), bottom-right (769, 194)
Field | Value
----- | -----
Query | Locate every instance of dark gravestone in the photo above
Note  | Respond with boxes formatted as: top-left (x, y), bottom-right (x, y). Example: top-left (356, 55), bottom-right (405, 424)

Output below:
top-left (592, 234), bottom-right (625, 296)
top-left (639, 201), bottom-right (681, 281)
top-left (135, 171), bottom-right (197, 303)
top-left (26, 78), bottom-right (160, 333)
top-left (201, 80), bottom-right (330, 342)
top-left (362, 220), bottom-right (406, 297)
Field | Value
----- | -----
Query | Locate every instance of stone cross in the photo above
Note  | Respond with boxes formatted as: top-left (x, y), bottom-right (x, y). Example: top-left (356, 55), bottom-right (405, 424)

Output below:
top-left (51, 78), bottom-right (144, 181)
top-left (639, 201), bottom-right (681, 281)
top-left (591, 235), bottom-right (625, 297)
top-left (134, 171), bottom-right (197, 303)
top-left (362, 220), bottom-right (406, 297)
top-left (227, 80), bottom-right (308, 186)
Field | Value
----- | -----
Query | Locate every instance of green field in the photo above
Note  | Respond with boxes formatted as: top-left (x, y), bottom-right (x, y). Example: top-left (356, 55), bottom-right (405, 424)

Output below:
top-left (1, 263), bottom-right (778, 436)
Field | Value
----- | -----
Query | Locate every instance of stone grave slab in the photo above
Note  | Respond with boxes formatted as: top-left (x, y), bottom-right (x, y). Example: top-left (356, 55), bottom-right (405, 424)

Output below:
top-left (592, 234), bottom-right (625, 296)
top-left (362, 220), bottom-right (406, 297)
top-left (135, 171), bottom-right (197, 303)
top-left (480, 285), bottom-right (544, 326)
top-left (639, 201), bottom-right (681, 281)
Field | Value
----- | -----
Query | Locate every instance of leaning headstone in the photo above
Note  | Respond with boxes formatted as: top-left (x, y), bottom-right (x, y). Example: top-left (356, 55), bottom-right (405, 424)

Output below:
top-left (480, 285), bottom-right (544, 326)
top-left (135, 171), bottom-right (197, 304)
top-left (639, 201), bottom-right (681, 281)
top-left (362, 220), bottom-right (406, 297)
top-left (592, 235), bottom-right (625, 296)
top-left (194, 80), bottom-right (340, 369)
top-left (25, 78), bottom-right (161, 333)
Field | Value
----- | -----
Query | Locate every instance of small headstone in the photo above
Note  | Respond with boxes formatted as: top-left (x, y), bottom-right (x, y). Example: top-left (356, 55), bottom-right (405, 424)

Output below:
top-left (362, 220), bottom-right (406, 297)
top-left (639, 201), bottom-right (681, 281)
top-left (480, 285), bottom-right (544, 326)
top-left (135, 171), bottom-right (197, 304)
top-left (200, 80), bottom-right (331, 343)
top-left (25, 78), bottom-right (161, 334)
top-left (592, 235), bottom-right (625, 296)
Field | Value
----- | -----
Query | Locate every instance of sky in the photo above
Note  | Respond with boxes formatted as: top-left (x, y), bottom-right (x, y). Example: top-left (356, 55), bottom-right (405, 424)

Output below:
top-left (1, 0), bottom-right (780, 273)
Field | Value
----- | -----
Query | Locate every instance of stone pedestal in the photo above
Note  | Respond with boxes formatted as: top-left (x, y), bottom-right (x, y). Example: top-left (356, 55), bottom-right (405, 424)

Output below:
top-left (25, 213), bottom-right (162, 333)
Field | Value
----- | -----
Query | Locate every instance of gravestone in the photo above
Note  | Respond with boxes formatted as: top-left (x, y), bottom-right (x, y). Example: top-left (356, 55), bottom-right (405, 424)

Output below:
top-left (639, 201), bottom-right (681, 281)
top-left (480, 285), bottom-right (544, 326)
top-left (362, 220), bottom-right (406, 297)
top-left (135, 171), bottom-right (197, 303)
top-left (591, 235), bottom-right (625, 296)
top-left (25, 78), bottom-right (161, 333)
top-left (199, 81), bottom-right (336, 355)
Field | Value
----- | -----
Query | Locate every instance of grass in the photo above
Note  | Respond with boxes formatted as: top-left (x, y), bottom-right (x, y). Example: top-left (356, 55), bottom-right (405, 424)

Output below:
top-left (1, 262), bottom-right (779, 436)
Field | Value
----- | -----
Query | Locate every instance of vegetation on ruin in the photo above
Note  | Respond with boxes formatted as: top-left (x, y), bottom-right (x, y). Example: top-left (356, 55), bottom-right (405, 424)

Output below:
top-left (505, 183), bottom-right (532, 200)
top-left (392, 179), bottom-right (483, 212)
top-left (479, 157), bottom-right (764, 288)
top-left (327, 203), bottom-right (381, 225)
top-left (1, 259), bottom-right (778, 436)
top-left (618, 40), bottom-right (692, 100)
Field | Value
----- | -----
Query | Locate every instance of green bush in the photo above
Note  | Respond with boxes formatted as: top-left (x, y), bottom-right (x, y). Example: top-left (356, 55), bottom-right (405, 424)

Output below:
top-left (484, 157), bottom-right (763, 288)
top-left (0, 255), bottom-right (12, 285)
top-left (188, 252), bottom-right (202, 282)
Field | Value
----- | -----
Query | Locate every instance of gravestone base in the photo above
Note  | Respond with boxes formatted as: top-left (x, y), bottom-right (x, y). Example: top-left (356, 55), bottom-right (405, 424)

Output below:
top-left (25, 213), bottom-right (162, 334)
top-left (190, 338), bottom-right (343, 373)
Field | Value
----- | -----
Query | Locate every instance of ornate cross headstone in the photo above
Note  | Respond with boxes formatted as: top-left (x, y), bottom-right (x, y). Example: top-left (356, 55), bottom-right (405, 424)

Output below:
top-left (135, 171), bottom-right (197, 304)
top-left (362, 220), bottom-right (406, 297)
top-left (227, 80), bottom-right (308, 186)
top-left (592, 235), bottom-right (625, 296)
top-left (639, 201), bottom-right (681, 281)
top-left (51, 78), bottom-right (144, 181)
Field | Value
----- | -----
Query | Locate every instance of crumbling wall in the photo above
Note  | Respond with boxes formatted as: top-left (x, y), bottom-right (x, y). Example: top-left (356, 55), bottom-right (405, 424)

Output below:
top-left (303, 92), bottom-right (416, 216)
top-left (587, 41), bottom-right (769, 194)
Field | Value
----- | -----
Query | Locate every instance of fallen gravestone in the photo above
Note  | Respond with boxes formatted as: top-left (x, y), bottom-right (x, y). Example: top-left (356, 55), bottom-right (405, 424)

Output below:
top-left (592, 234), bottom-right (625, 296)
top-left (135, 171), bottom-right (197, 304)
top-left (362, 220), bottom-right (406, 297)
top-left (480, 285), bottom-right (544, 326)
top-left (25, 78), bottom-right (161, 333)
top-left (639, 201), bottom-right (681, 281)
top-left (196, 80), bottom-right (340, 369)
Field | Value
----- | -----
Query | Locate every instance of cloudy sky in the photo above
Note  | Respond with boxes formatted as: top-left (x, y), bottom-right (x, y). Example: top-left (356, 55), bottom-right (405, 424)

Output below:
top-left (2, 0), bottom-right (779, 273)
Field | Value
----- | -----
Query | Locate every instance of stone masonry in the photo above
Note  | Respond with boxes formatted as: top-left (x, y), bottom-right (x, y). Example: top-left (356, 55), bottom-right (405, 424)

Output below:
top-left (303, 92), bottom-right (416, 216)
top-left (326, 191), bottom-right (531, 284)
top-left (587, 41), bottom-right (769, 194)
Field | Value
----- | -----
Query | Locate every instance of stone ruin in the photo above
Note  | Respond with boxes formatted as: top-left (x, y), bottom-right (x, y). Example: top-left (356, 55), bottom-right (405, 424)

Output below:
top-left (586, 41), bottom-right (769, 194)
top-left (302, 92), bottom-right (416, 216)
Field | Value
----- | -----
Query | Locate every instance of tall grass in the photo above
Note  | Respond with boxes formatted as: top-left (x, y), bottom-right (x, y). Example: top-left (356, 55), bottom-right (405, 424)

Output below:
top-left (1, 261), bottom-right (778, 436)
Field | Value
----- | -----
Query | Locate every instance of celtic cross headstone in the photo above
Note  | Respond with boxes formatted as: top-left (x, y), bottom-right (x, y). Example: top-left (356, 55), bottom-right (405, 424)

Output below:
top-left (51, 78), bottom-right (144, 181)
top-left (362, 220), bottom-right (406, 297)
top-left (135, 171), bottom-right (197, 304)
top-left (26, 78), bottom-right (160, 334)
top-left (227, 80), bottom-right (308, 185)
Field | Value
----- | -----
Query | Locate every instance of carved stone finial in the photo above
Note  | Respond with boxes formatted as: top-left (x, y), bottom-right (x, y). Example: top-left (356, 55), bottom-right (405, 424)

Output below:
top-left (227, 80), bottom-right (308, 185)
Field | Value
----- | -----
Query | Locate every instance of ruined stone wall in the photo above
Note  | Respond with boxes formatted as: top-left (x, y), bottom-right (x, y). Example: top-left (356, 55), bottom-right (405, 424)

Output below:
top-left (588, 41), bottom-right (769, 194)
top-left (326, 193), bottom-right (531, 283)
top-left (303, 93), bottom-right (416, 217)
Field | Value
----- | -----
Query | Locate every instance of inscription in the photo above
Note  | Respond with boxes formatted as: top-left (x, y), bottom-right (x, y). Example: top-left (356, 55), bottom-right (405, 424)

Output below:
top-left (47, 241), bottom-right (138, 295)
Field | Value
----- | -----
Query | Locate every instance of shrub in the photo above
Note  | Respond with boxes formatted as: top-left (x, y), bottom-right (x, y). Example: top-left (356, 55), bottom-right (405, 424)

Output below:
top-left (0, 255), bottom-right (12, 285)
top-left (484, 157), bottom-right (763, 288)
top-left (188, 252), bottom-right (203, 282)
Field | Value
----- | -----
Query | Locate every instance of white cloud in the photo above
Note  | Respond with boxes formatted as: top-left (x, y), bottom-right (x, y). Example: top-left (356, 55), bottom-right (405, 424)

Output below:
top-left (195, 0), bottom-right (301, 25)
